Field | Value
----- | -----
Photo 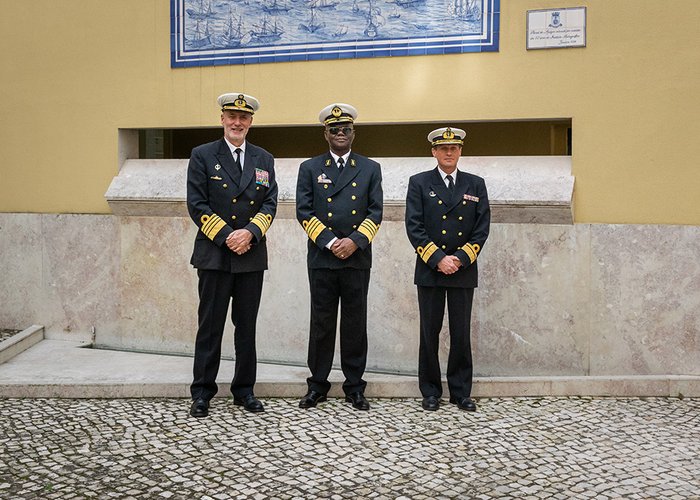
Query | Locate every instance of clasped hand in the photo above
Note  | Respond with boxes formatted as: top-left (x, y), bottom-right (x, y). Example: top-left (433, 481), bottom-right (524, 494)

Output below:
top-left (331, 238), bottom-right (358, 260)
top-left (226, 229), bottom-right (253, 255)
top-left (437, 255), bottom-right (462, 275)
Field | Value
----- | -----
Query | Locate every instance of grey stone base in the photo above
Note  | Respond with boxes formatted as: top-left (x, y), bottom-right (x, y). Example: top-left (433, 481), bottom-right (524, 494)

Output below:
top-left (0, 340), bottom-right (697, 399)
top-left (1, 213), bottom-right (699, 381)
top-left (0, 325), bottom-right (43, 364)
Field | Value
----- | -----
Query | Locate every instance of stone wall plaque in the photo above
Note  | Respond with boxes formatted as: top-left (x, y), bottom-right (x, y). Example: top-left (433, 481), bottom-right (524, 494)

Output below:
top-left (527, 7), bottom-right (586, 50)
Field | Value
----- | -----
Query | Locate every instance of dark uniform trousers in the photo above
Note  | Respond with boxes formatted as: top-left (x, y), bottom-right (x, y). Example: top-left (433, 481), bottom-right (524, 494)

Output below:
top-left (405, 167), bottom-right (490, 400)
top-left (307, 267), bottom-right (370, 395)
top-left (192, 269), bottom-right (263, 401)
top-left (417, 286), bottom-right (474, 398)
top-left (296, 151), bottom-right (383, 396)
top-left (187, 138), bottom-right (277, 402)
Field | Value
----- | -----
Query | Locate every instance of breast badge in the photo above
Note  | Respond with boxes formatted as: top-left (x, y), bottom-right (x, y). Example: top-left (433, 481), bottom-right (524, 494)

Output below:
top-left (255, 168), bottom-right (270, 187)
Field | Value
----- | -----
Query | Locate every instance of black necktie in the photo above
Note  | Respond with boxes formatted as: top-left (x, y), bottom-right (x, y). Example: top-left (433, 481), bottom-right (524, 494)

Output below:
top-left (231, 148), bottom-right (242, 184)
top-left (337, 157), bottom-right (345, 174)
top-left (446, 174), bottom-right (454, 192)
top-left (234, 148), bottom-right (243, 171)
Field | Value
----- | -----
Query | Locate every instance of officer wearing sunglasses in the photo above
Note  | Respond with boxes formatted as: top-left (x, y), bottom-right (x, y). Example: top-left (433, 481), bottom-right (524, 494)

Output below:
top-left (296, 103), bottom-right (384, 411)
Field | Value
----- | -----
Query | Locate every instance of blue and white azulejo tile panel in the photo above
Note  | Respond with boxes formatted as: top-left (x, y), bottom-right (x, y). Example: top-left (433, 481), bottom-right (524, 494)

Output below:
top-left (171, 0), bottom-right (500, 67)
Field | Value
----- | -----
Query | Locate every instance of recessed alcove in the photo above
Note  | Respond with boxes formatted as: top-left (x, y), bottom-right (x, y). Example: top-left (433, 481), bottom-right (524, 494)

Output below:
top-left (139, 119), bottom-right (571, 159)
top-left (110, 121), bottom-right (574, 224)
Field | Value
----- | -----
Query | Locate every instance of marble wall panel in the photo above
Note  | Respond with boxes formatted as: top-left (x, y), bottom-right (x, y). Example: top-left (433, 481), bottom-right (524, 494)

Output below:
top-left (473, 224), bottom-right (591, 376)
top-left (3, 212), bottom-right (699, 378)
top-left (0, 214), bottom-right (43, 329)
top-left (39, 215), bottom-right (120, 340)
top-left (589, 225), bottom-right (700, 376)
top-left (257, 220), bottom-right (421, 374)
top-left (360, 221), bottom-right (420, 373)
top-left (116, 216), bottom-right (201, 354)
top-left (256, 221), bottom-right (312, 364)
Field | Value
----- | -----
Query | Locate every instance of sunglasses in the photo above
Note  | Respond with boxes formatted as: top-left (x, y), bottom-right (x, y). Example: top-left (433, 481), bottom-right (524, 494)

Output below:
top-left (327, 126), bottom-right (354, 135)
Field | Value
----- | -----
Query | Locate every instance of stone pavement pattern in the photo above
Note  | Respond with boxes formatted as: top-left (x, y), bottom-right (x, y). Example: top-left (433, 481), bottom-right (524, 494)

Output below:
top-left (1, 397), bottom-right (698, 499)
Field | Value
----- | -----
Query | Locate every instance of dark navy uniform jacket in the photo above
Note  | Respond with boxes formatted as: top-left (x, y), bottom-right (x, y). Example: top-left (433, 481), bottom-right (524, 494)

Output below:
top-left (187, 138), bottom-right (278, 273)
top-left (296, 152), bottom-right (383, 269)
top-left (405, 167), bottom-right (490, 288)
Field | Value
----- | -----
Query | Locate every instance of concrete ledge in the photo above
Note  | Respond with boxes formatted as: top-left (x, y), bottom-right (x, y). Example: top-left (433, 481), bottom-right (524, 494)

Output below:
top-left (0, 340), bottom-right (697, 399)
top-left (1, 376), bottom-right (697, 399)
top-left (473, 375), bottom-right (700, 398)
top-left (0, 325), bottom-right (44, 364)
top-left (106, 157), bottom-right (574, 224)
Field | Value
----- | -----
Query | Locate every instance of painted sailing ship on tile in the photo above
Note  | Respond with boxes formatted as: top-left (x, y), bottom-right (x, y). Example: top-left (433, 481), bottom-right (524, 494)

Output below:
top-left (173, 0), bottom-right (499, 66)
top-left (299, 6), bottom-right (325, 34)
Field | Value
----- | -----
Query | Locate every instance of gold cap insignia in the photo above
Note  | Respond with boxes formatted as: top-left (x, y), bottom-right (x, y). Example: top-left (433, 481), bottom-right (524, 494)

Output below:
top-left (319, 103), bottom-right (358, 125)
top-left (428, 127), bottom-right (466, 146)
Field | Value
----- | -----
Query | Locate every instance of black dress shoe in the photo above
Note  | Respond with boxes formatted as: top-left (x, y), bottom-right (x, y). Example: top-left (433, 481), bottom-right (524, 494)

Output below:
top-left (189, 398), bottom-right (209, 418)
top-left (422, 396), bottom-right (440, 411)
top-left (299, 390), bottom-right (327, 409)
top-left (234, 394), bottom-right (264, 413)
top-left (345, 392), bottom-right (370, 411)
top-left (450, 396), bottom-right (477, 411)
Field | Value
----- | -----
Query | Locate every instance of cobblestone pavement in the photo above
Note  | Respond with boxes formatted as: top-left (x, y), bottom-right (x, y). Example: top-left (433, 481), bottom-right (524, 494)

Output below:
top-left (1, 397), bottom-right (698, 499)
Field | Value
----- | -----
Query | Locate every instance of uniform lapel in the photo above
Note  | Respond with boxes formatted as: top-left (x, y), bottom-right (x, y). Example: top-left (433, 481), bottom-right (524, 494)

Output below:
top-left (235, 146), bottom-right (256, 196)
top-left (329, 153), bottom-right (359, 196)
top-left (447, 170), bottom-right (468, 211)
top-left (214, 139), bottom-right (240, 186)
top-left (323, 154), bottom-right (340, 185)
top-left (430, 167), bottom-right (452, 208)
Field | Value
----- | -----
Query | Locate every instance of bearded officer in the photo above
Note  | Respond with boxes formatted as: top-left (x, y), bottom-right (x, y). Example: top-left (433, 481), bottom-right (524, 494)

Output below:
top-left (296, 103), bottom-right (383, 411)
top-left (405, 127), bottom-right (490, 412)
top-left (187, 93), bottom-right (278, 417)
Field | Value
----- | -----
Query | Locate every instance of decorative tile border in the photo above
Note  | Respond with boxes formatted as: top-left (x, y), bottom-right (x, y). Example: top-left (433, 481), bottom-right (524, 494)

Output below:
top-left (171, 0), bottom-right (500, 67)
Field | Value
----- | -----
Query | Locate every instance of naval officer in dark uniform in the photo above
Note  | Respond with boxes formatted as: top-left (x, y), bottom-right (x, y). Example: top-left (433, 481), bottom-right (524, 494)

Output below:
top-left (405, 127), bottom-right (490, 412)
top-left (296, 103), bottom-right (383, 411)
top-left (187, 92), bottom-right (278, 417)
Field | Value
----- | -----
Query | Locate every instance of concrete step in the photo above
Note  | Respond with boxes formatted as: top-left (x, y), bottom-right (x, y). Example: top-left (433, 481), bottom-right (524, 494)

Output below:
top-left (0, 325), bottom-right (43, 364)
top-left (0, 339), bottom-right (697, 398)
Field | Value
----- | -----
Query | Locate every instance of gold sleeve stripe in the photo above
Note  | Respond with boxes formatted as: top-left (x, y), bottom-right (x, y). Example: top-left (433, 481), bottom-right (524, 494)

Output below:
top-left (357, 219), bottom-right (380, 242)
top-left (302, 217), bottom-right (327, 243)
top-left (200, 214), bottom-right (227, 241)
top-left (251, 213), bottom-right (273, 236)
top-left (461, 243), bottom-right (480, 264)
top-left (416, 242), bottom-right (438, 264)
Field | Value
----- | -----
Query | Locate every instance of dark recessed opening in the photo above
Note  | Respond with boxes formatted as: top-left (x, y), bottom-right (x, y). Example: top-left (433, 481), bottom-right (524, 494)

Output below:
top-left (139, 119), bottom-right (572, 159)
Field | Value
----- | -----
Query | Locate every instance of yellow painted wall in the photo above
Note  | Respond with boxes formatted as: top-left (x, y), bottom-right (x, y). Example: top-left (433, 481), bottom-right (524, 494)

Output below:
top-left (1, 0), bottom-right (699, 223)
